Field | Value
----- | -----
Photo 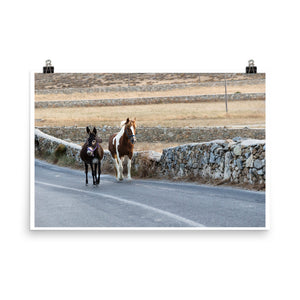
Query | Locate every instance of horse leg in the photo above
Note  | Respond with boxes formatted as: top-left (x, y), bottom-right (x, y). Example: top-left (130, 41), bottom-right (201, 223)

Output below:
top-left (84, 162), bottom-right (88, 185)
top-left (113, 162), bottom-right (118, 178)
top-left (118, 155), bottom-right (124, 180)
top-left (113, 155), bottom-right (120, 180)
top-left (115, 153), bottom-right (123, 181)
top-left (127, 158), bottom-right (132, 180)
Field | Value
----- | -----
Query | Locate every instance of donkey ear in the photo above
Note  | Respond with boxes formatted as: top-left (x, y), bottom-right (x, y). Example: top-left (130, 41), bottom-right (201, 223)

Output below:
top-left (126, 118), bottom-right (130, 124)
top-left (93, 127), bottom-right (97, 135)
top-left (86, 127), bottom-right (90, 134)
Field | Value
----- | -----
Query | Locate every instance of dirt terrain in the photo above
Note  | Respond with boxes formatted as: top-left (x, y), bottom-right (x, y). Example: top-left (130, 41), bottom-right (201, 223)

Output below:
top-left (35, 83), bottom-right (265, 101)
top-left (35, 100), bottom-right (265, 128)
top-left (35, 75), bottom-right (265, 153)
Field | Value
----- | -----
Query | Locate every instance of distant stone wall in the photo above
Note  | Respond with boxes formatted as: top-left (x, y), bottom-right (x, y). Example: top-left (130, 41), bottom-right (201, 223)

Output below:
top-left (35, 78), bottom-right (265, 95)
top-left (34, 129), bottom-right (265, 187)
top-left (36, 126), bottom-right (265, 145)
top-left (35, 73), bottom-right (265, 91)
top-left (35, 92), bottom-right (265, 108)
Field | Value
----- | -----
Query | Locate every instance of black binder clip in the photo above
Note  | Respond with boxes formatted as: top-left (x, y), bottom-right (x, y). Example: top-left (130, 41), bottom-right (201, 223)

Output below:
top-left (43, 59), bottom-right (54, 73)
top-left (246, 59), bottom-right (257, 73)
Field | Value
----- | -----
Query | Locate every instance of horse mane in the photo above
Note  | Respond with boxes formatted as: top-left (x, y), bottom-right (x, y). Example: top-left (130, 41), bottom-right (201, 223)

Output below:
top-left (120, 120), bottom-right (126, 127)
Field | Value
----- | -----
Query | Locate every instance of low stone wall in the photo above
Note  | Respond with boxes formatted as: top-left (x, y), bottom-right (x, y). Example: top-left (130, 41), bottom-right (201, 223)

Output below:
top-left (36, 126), bottom-right (265, 145)
top-left (35, 92), bottom-right (265, 108)
top-left (35, 129), bottom-right (85, 167)
top-left (35, 129), bottom-right (265, 188)
top-left (158, 139), bottom-right (265, 185)
top-left (35, 78), bottom-right (265, 95)
top-left (34, 129), bottom-right (160, 175)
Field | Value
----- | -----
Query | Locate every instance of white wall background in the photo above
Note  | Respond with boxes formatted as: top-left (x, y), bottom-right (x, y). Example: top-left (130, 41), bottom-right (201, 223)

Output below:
top-left (0, 1), bottom-right (299, 299)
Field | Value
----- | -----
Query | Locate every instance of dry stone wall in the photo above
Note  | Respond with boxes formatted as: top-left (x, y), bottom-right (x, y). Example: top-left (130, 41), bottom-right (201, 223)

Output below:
top-left (36, 126), bottom-right (265, 145)
top-left (34, 129), bottom-right (160, 175)
top-left (35, 129), bottom-right (82, 164)
top-left (34, 129), bottom-right (265, 188)
top-left (158, 139), bottom-right (265, 185)
top-left (35, 92), bottom-right (265, 108)
top-left (35, 79), bottom-right (265, 95)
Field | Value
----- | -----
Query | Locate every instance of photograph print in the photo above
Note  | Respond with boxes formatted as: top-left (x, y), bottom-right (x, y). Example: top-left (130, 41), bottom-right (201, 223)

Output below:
top-left (32, 68), bottom-right (266, 229)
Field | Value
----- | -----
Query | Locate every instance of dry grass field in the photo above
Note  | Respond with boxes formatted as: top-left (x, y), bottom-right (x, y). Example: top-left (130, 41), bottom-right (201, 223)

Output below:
top-left (35, 100), bottom-right (265, 128)
top-left (35, 76), bottom-right (265, 153)
top-left (35, 83), bottom-right (265, 101)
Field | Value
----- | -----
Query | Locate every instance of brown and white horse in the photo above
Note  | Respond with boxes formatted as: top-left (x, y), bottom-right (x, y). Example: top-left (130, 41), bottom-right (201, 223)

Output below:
top-left (108, 118), bottom-right (136, 181)
top-left (80, 127), bottom-right (104, 185)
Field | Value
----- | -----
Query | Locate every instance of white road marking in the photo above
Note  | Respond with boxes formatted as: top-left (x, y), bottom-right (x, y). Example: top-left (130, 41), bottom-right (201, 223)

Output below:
top-left (35, 181), bottom-right (205, 227)
top-left (135, 183), bottom-right (175, 192)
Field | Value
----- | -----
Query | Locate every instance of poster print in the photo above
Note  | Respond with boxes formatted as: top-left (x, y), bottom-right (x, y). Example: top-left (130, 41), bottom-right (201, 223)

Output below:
top-left (32, 71), bottom-right (266, 229)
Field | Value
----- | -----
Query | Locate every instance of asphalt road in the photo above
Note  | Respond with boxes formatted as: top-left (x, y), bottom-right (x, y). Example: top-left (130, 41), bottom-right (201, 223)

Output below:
top-left (34, 160), bottom-right (265, 228)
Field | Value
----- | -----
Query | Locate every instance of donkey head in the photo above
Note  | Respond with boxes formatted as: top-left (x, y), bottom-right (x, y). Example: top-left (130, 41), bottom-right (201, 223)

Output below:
top-left (86, 127), bottom-right (98, 156)
top-left (124, 117), bottom-right (136, 144)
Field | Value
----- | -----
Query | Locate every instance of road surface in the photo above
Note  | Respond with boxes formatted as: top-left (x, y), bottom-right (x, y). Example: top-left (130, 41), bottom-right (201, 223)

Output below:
top-left (34, 160), bottom-right (265, 228)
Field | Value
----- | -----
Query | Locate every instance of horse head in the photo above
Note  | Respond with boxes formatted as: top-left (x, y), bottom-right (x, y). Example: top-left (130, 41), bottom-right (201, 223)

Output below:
top-left (123, 117), bottom-right (136, 144)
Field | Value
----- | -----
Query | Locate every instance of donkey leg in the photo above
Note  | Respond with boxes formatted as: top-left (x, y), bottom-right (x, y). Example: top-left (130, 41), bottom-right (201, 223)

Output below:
top-left (93, 163), bottom-right (97, 185)
top-left (127, 158), bottom-right (132, 180)
top-left (90, 163), bottom-right (96, 185)
top-left (95, 162), bottom-right (99, 184)
top-left (97, 162), bottom-right (101, 184)
top-left (84, 163), bottom-right (88, 185)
